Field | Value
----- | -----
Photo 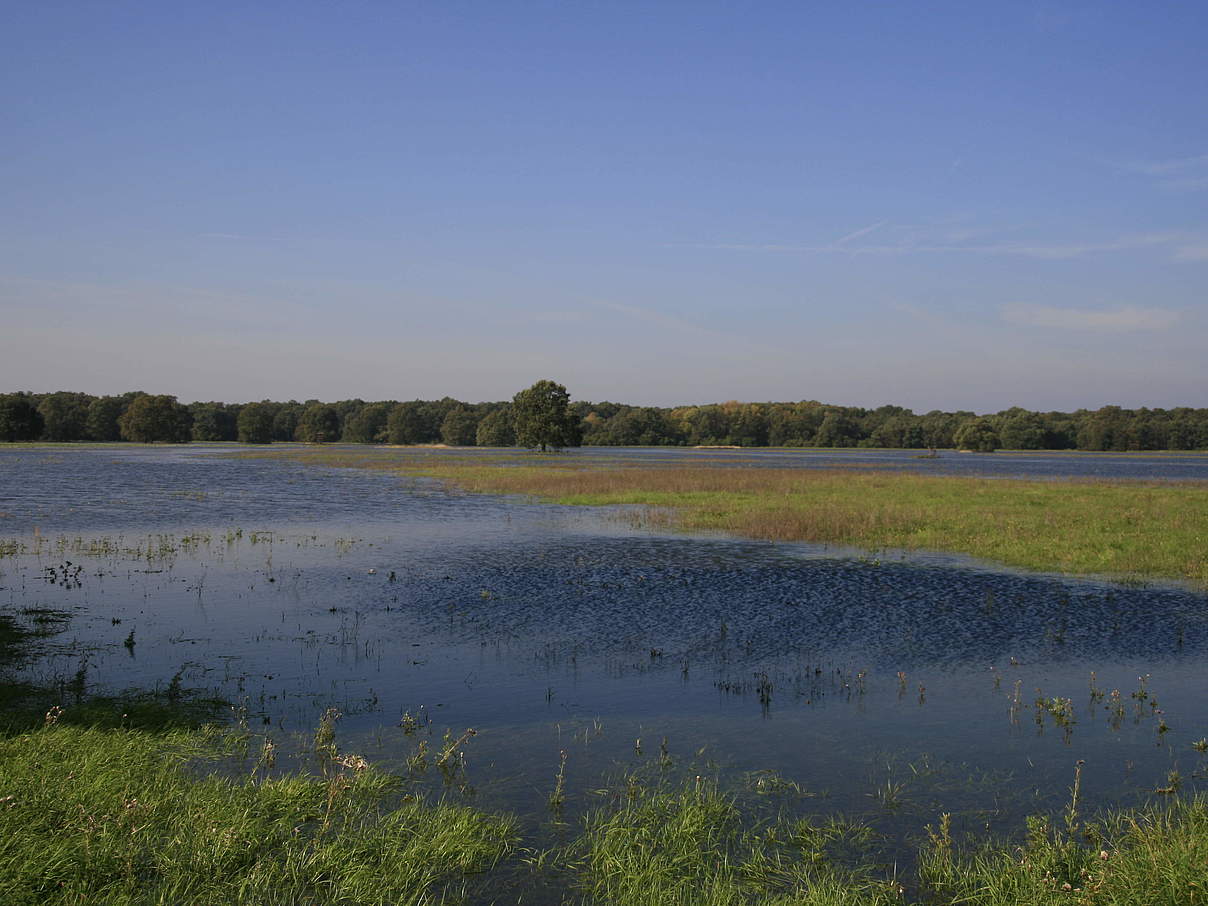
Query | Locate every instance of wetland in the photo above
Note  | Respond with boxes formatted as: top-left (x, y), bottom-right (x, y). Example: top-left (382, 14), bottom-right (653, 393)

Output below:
top-left (1, 444), bottom-right (1207, 904)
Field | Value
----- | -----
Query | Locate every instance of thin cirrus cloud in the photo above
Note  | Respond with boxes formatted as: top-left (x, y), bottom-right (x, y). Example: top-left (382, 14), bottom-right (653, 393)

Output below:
top-left (1118, 153), bottom-right (1208, 192)
top-left (673, 228), bottom-right (1206, 261)
top-left (1000, 304), bottom-right (1180, 332)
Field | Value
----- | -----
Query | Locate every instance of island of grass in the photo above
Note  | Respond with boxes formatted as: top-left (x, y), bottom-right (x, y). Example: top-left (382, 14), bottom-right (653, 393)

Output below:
top-left (244, 447), bottom-right (1208, 587)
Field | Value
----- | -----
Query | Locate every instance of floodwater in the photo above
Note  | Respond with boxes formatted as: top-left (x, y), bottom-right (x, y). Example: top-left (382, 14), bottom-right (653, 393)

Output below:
top-left (2, 444), bottom-right (1207, 883)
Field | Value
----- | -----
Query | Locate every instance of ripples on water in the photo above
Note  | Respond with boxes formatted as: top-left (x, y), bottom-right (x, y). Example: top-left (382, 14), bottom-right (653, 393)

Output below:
top-left (1, 445), bottom-right (1206, 857)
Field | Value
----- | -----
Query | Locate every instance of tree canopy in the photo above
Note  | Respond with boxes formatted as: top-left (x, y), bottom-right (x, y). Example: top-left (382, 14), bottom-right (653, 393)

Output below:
top-left (511, 380), bottom-right (580, 452)
top-left (2, 387), bottom-right (1206, 451)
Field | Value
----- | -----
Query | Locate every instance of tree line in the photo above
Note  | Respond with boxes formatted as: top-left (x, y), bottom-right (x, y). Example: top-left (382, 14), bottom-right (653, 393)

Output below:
top-left (1, 387), bottom-right (1206, 450)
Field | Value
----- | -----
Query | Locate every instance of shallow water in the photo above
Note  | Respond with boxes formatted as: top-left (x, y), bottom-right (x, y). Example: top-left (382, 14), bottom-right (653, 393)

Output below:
top-left (2, 444), bottom-right (1207, 886)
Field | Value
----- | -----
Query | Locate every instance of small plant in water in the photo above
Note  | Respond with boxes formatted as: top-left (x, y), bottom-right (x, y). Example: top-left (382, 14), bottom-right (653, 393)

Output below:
top-left (1154, 769), bottom-right (1181, 795)
top-left (314, 707), bottom-right (341, 763)
top-left (437, 727), bottom-right (477, 768)
top-left (406, 739), bottom-right (429, 774)
top-left (658, 736), bottom-right (672, 768)
top-left (1089, 670), bottom-right (1104, 703)
top-left (166, 668), bottom-right (184, 704)
top-left (548, 749), bottom-right (568, 812)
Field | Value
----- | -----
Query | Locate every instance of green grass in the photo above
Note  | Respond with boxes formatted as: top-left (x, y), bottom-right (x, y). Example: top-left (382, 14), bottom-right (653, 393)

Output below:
top-left (239, 448), bottom-right (1208, 585)
top-left (554, 781), bottom-right (1208, 905)
top-left (0, 672), bottom-right (1204, 904)
top-left (920, 803), bottom-right (1208, 904)
top-left (560, 784), bottom-right (901, 905)
top-left (0, 721), bottom-right (516, 905)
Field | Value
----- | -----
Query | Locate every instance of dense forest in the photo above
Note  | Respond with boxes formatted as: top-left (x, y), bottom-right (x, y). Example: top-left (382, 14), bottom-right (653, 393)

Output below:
top-left (1, 389), bottom-right (1207, 451)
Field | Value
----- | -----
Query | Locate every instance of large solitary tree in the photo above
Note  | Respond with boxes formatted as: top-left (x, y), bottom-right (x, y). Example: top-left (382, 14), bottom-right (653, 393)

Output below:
top-left (512, 380), bottom-right (580, 452)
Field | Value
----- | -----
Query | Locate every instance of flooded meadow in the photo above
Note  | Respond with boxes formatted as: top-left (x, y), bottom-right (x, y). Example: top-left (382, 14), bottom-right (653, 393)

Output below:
top-left (2, 445), bottom-right (1207, 898)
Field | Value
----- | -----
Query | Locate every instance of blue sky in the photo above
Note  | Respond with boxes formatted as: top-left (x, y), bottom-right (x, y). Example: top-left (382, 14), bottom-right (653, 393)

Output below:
top-left (3, 1), bottom-right (1205, 410)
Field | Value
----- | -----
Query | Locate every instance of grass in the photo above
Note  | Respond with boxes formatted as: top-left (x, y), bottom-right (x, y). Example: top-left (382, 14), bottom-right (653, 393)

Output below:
top-left (0, 607), bottom-right (515, 905)
top-left (0, 720), bottom-right (517, 905)
top-left (559, 783), bottom-right (901, 905)
top-left (242, 447), bottom-right (1208, 585)
top-left (1, 652), bottom-right (1204, 904)
top-left (555, 780), bottom-right (1208, 906)
top-left (920, 802), bottom-right (1208, 904)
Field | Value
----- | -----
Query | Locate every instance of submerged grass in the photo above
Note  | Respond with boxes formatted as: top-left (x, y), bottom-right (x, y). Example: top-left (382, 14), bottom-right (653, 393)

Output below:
top-left (244, 448), bottom-right (1208, 585)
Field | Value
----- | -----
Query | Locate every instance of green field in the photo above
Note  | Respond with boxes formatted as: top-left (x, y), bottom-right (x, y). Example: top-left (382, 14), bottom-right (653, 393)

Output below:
top-left (248, 448), bottom-right (1208, 587)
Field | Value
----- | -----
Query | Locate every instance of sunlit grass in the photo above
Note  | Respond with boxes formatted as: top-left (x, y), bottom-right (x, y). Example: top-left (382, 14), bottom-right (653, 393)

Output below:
top-left (0, 722), bottom-right (517, 905)
top-left (244, 448), bottom-right (1208, 585)
top-left (559, 783), bottom-right (900, 905)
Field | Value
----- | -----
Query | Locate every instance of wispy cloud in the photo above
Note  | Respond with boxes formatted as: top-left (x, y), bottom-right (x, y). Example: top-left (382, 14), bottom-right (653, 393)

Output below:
top-left (200, 232), bottom-right (295, 242)
top-left (594, 300), bottom-right (713, 335)
top-left (1001, 304), bottom-right (1180, 332)
top-left (1117, 154), bottom-right (1208, 192)
top-left (1171, 242), bottom-right (1208, 262)
top-left (673, 227), bottom-right (1208, 262)
top-left (833, 220), bottom-right (888, 246)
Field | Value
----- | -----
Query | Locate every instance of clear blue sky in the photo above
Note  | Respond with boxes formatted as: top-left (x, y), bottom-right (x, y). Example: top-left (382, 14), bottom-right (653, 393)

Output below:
top-left (3, 1), bottom-right (1205, 411)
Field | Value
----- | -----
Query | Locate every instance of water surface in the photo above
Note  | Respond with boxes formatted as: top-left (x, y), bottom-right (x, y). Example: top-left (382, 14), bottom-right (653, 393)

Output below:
top-left (2, 444), bottom-right (1206, 885)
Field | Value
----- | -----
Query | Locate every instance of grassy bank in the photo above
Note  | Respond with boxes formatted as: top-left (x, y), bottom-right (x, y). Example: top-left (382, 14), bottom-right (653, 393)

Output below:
top-left (247, 448), bottom-right (1208, 585)
top-left (0, 719), bottom-right (517, 905)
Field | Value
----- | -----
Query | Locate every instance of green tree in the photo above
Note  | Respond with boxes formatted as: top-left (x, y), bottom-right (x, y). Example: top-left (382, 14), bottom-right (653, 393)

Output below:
top-left (118, 395), bottom-right (192, 443)
top-left (85, 396), bottom-right (125, 441)
top-left (237, 402), bottom-right (276, 444)
top-left (440, 407), bottom-right (479, 446)
top-left (296, 404), bottom-right (340, 443)
top-left (37, 392), bottom-right (92, 441)
top-left (512, 380), bottom-right (580, 452)
top-left (190, 402), bottom-right (238, 442)
top-left (813, 410), bottom-right (861, 448)
top-left (386, 401), bottom-right (431, 445)
top-left (342, 402), bottom-right (393, 444)
top-left (271, 403), bottom-right (302, 442)
top-left (475, 408), bottom-right (515, 446)
top-left (0, 394), bottom-right (44, 441)
top-left (953, 417), bottom-right (999, 452)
